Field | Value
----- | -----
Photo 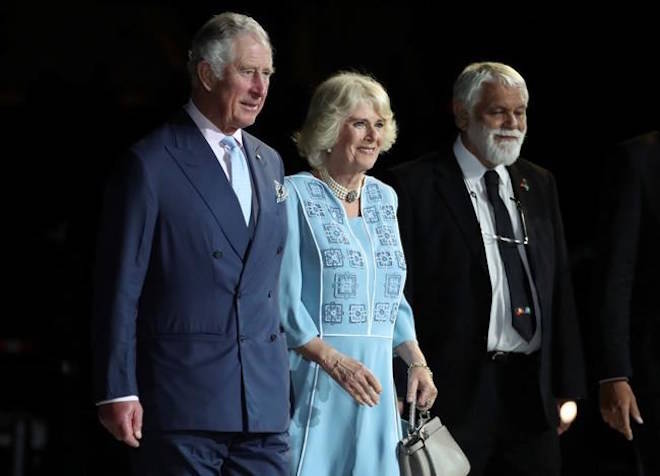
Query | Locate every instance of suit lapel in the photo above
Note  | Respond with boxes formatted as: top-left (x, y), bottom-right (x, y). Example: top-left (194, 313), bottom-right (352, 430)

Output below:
top-left (434, 153), bottom-right (488, 273)
top-left (166, 111), bottom-right (250, 259)
top-left (242, 132), bottom-right (278, 277)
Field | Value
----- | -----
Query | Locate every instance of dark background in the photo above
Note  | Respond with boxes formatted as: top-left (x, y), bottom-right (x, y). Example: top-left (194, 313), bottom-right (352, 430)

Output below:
top-left (1, 2), bottom-right (657, 474)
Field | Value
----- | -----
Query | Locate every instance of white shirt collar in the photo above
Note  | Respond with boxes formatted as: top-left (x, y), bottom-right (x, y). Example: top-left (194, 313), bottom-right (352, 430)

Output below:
top-left (453, 135), bottom-right (510, 189)
top-left (184, 99), bottom-right (243, 147)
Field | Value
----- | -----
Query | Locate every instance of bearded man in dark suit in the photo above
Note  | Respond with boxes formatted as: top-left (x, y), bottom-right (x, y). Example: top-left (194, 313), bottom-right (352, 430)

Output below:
top-left (388, 62), bottom-right (586, 476)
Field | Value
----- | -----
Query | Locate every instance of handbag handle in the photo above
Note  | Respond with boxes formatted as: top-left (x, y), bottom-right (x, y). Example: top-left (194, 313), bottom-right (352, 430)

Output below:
top-left (407, 404), bottom-right (432, 435)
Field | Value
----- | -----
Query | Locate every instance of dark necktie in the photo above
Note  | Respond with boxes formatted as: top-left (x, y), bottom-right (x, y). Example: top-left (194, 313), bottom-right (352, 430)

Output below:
top-left (484, 170), bottom-right (535, 342)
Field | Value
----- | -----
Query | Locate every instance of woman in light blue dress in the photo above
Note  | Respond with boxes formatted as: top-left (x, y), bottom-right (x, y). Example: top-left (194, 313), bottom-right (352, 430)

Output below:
top-left (279, 72), bottom-right (438, 476)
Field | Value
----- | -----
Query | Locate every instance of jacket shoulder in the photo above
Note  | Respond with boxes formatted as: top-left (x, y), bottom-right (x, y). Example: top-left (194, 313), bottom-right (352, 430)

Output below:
top-left (514, 158), bottom-right (555, 183)
top-left (386, 150), bottom-right (449, 189)
top-left (391, 151), bottom-right (442, 175)
top-left (129, 114), bottom-right (188, 166)
top-left (242, 130), bottom-right (281, 159)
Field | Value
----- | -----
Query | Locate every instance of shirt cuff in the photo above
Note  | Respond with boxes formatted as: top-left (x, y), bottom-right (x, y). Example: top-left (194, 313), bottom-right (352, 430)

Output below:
top-left (599, 377), bottom-right (629, 384)
top-left (96, 395), bottom-right (139, 406)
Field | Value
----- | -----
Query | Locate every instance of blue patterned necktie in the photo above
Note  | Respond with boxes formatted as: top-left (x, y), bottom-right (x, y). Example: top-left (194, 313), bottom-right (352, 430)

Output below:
top-left (221, 136), bottom-right (252, 226)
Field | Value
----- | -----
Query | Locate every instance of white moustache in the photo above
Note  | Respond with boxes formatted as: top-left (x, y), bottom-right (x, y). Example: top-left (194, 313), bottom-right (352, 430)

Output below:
top-left (491, 129), bottom-right (524, 139)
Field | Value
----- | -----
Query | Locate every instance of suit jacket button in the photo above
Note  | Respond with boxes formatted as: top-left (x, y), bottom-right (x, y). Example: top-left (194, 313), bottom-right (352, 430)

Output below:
top-left (268, 291), bottom-right (272, 298)
top-left (239, 335), bottom-right (247, 343)
top-left (276, 245), bottom-right (283, 255)
top-left (212, 250), bottom-right (223, 259)
top-left (270, 334), bottom-right (277, 342)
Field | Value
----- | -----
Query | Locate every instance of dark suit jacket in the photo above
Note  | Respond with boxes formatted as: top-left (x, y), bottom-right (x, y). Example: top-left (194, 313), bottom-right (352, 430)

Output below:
top-left (93, 110), bottom-right (290, 432)
top-left (388, 150), bottom-right (586, 430)
top-left (593, 131), bottom-right (660, 393)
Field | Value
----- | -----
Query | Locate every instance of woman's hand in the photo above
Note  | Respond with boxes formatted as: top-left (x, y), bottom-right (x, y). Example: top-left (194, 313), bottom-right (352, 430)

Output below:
top-left (407, 365), bottom-right (437, 410)
top-left (322, 352), bottom-right (382, 406)
top-left (295, 337), bottom-right (382, 406)
top-left (394, 340), bottom-right (438, 410)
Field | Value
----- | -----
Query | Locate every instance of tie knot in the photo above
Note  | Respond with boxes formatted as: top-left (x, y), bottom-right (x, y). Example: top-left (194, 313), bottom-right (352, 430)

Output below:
top-left (484, 170), bottom-right (501, 203)
top-left (484, 169), bottom-right (499, 185)
top-left (484, 170), bottom-right (500, 190)
top-left (221, 136), bottom-right (239, 150)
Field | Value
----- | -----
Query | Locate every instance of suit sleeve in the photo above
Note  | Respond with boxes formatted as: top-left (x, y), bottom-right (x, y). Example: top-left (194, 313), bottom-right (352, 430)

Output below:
top-left (92, 152), bottom-right (157, 401)
top-left (593, 153), bottom-right (641, 380)
top-left (548, 173), bottom-right (587, 398)
top-left (278, 180), bottom-right (320, 348)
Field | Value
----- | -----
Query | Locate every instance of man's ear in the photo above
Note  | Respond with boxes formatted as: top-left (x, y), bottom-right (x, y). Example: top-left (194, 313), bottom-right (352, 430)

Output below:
top-left (452, 100), bottom-right (469, 131)
top-left (197, 61), bottom-right (216, 92)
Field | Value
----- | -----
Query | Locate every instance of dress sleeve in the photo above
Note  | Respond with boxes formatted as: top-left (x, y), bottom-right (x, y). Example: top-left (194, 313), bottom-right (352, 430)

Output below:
top-left (278, 179), bottom-right (320, 348)
top-left (388, 181), bottom-right (417, 348)
top-left (393, 282), bottom-right (417, 348)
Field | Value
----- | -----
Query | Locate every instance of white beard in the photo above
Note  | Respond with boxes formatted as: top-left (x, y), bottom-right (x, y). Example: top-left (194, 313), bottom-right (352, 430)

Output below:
top-left (467, 121), bottom-right (526, 166)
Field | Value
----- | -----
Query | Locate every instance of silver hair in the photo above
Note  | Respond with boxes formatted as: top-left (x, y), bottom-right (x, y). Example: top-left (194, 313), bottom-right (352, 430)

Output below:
top-left (187, 12), bottom-right (271, 85)
top-left (294, 72), bottom-right (398, 168)
top-left (453, 62), bottom-right (529, 113)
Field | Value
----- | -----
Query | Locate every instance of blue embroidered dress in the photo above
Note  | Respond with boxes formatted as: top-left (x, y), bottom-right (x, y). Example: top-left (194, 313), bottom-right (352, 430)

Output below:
top-left (279, 172), bottom-right (416, 476)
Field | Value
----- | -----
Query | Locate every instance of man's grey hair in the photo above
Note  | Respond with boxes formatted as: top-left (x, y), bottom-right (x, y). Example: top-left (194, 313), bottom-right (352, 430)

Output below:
top-left (453, 62), bottom-right (529, 113)
top-left (187, 12), bottom-right (271, 85)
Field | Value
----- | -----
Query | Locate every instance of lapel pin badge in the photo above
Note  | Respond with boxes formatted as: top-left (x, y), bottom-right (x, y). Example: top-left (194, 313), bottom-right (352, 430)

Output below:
top-left (256, 153), bottom-right (263, 161)
top-left (274, 180), bottom-right (288, 203)
top-left (520, 178), bottom-right (530, 192)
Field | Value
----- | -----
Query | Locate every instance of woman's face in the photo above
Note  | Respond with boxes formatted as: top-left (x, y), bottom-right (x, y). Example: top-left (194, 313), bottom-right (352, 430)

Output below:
top-left (327, 101), bottom-right (385, 175)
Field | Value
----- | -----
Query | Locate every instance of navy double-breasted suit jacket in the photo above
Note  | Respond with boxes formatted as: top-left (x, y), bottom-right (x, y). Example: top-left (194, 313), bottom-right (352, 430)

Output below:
top-left (93, 109), bottom-right (290, 432)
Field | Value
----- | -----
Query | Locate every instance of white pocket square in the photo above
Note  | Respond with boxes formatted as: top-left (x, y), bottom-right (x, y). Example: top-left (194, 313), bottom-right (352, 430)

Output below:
top-left (274, 180), bottom-right (288, 203)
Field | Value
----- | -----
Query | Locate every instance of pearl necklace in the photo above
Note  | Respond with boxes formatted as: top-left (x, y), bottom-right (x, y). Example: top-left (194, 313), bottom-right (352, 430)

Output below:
top-left (317, 168), bottom-right (364, 203)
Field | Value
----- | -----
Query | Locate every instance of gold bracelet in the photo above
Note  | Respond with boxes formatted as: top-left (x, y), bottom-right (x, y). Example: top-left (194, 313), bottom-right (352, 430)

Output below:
top-left (407, 362), bottom-right (432, 376)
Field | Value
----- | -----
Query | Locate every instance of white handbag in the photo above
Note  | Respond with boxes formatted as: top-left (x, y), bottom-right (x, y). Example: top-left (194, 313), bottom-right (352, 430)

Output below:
top-left (397, 405), bottom-right (470, 476)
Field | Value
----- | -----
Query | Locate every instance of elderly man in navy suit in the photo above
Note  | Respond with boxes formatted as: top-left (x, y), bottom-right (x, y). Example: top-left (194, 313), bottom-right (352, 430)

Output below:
top-left (93, 12), bottom-right (290, 475)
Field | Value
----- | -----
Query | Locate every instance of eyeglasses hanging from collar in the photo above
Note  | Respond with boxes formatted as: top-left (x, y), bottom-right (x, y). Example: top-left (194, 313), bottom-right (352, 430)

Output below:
top-left (469, 190), bottom-right (529, 246)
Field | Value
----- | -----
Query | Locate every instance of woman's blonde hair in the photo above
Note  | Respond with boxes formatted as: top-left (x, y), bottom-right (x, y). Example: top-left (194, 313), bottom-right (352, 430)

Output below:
top-left (294, 72), bottom-right (397, 168)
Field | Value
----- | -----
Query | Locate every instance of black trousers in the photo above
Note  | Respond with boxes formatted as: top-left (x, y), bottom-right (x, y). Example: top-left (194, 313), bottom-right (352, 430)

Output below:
top-left (453, 352), bottom-right (561, 476)
top-left (130, 430), bottom-right (289, 476)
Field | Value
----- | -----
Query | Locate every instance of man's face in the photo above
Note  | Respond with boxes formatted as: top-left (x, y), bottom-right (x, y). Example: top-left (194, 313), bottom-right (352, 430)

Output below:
top-left (211, 34), bottom-right (273, 134)
top-left (463, 82), bottom-right (527, 167)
